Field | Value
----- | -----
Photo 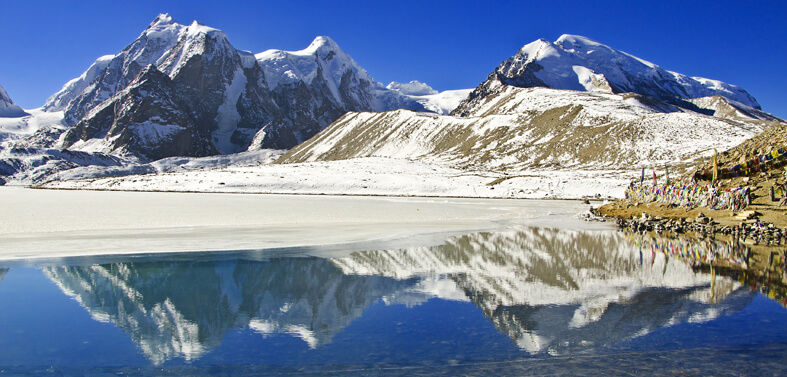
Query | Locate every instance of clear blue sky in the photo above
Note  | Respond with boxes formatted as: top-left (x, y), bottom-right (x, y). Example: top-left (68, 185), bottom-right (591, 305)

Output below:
top-left (1, 0), bottom-right (785, 119)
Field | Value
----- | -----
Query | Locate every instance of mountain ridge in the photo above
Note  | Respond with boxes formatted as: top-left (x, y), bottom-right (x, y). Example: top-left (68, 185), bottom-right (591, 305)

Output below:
top-left (2, 25), bottom-right (782, 192)
top-left (25, 14), bottom-right (454, 160)
top-left (278, 34), bottom-right (779, 178)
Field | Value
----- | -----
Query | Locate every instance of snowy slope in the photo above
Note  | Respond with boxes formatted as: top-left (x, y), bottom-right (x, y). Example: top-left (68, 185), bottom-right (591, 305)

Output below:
top-left (0, 147), bottom-right (137, 185)
top-left (0, 84), bottom-right (28, 118)
top-left (40, 156), bottom-right (634, 199)
top-left (687, 95), bottom-right (782, 122)
top-left (38, 86), bottom-right (768, 197)
top-left (43, 55), bottom-right (114, 112)
top-left (0, 108), bottom-right (66, 146)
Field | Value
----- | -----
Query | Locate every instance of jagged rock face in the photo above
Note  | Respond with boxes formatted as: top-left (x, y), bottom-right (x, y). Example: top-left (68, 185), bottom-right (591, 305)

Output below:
top-left (55, 16), bottom-right (280, 159)
top-left (40, 14), bottom-right (428, 160)
top-left (61, 66), bottom-right (213, 160)
top-left (453, 34), bottom-right (762, 117)
top-left (58, 15), bottom-right (188, 123)
top-left (250, 36), bottom-right (426, 149)
top-left (0, 84), bottom-right (28, 118)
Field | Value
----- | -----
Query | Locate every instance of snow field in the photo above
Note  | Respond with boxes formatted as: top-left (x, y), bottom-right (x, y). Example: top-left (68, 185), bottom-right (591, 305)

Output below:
top-left (42, 157), bottom-right (633, 199)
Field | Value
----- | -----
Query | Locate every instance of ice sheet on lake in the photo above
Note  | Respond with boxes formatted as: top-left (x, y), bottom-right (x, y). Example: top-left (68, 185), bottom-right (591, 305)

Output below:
top-left (0, 187), bottom-right (610, 261)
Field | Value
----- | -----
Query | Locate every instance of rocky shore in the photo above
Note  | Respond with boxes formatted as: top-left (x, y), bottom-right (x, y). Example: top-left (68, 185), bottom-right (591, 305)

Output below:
top-left (593, 199), bottom-right (787, 305)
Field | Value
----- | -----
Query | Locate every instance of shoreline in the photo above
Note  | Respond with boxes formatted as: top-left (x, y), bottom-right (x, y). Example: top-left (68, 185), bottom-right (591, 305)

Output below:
top-left (27, 183), bottom-right (612, 202)
top-left (595, 199), bottom-right (787, 303)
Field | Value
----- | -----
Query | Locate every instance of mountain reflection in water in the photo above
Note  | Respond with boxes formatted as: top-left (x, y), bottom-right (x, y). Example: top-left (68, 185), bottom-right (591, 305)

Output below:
top-left (38, 227), bottom-right (752, 365)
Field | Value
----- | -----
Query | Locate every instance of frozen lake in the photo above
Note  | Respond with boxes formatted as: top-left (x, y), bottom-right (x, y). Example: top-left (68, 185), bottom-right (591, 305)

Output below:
top-left (0, 188), bottom-right (785, 375)
top-left (0, 187), bottom-right (605, 261)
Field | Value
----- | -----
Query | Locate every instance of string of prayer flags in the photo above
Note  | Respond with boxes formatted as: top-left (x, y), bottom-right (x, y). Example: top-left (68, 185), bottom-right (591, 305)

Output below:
top-left (625, 184), bottom-right (750, 211)
top-left (695, 147), bottom-right (787, 181)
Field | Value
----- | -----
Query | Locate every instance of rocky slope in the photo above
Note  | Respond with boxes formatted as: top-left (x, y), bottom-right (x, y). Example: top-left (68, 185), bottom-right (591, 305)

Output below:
top-left (279, 86), bottom-right (770, 170)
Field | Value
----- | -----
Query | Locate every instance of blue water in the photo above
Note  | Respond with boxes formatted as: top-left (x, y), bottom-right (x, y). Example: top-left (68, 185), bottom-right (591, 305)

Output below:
top-left (0, 227), bottom-right (785, 376)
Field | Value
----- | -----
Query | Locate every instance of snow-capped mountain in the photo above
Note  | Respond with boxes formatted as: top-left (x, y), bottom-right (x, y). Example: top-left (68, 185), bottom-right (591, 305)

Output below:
top-left (47, 14), bottom-right (280, 158)
top-left (4, 29), bottom-right (780, 189)
top-left (30, 14), bottom-right (439, 161)
top-left (250, 35), bottom-right (428, 149)
top-left (386, 80), bottom-right (438, 96)
top-left (453, 34), bottom-right (760, 116)
top-left (0, 84), bottom-right (28, 118)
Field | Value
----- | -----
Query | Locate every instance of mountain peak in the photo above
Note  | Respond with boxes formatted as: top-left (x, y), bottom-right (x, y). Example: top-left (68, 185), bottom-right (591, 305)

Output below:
top-left (186, 20), bottom-right (223, 37)
top-left (0, 83), bottom-right (29, 118)
top-left (304, 36), bottom-right (341, 54)
top-left (148, 13), bottom-right (177, 29)
top-left (516, 38), bottom-right (560, 63)
top-left (143, 13), bottom-right (186, 42)
top-left (555, 34), bottom-right (603, 50)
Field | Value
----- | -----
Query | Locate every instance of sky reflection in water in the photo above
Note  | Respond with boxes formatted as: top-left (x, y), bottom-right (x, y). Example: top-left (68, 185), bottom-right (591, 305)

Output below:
top-left (0, 226), bottom-right (785, 375)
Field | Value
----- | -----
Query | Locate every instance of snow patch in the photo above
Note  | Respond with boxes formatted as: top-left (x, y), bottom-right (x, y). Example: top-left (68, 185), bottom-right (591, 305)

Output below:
top-left (212, 66), bottom-right (247, 154)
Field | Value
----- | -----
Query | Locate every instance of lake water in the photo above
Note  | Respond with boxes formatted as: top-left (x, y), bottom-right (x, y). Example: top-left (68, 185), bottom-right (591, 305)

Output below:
top-left (1, 190), bottom-right (786, 375)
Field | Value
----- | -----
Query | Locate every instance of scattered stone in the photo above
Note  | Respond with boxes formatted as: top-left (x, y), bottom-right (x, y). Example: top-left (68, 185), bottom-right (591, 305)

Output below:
top-left (733, 210), bottom-right (757, 221)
